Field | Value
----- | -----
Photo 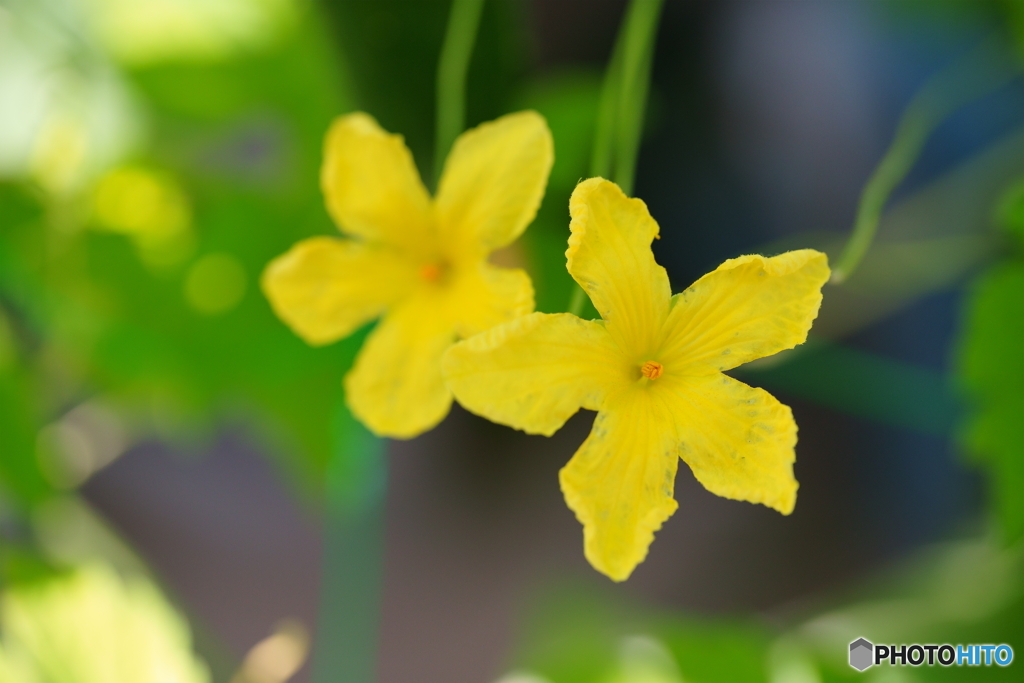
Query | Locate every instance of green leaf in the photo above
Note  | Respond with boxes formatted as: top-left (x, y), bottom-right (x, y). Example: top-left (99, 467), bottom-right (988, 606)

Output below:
top-left (958, 260), bottom-right (1024, 542)
top-left (0, 7), bottom-right (365, 498)
top-left (658, 620), bottom-right (770, 683)
top-left (0, 366), bottom-right (52, 507)
top-left (514, 585), bottom-right (771, 683)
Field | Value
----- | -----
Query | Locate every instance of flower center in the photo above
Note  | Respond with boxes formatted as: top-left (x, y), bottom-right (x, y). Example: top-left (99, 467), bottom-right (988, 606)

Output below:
top-left (419, 263), bottom-right (445, 283)
top-left (640, 360), bottom-right (663, 380)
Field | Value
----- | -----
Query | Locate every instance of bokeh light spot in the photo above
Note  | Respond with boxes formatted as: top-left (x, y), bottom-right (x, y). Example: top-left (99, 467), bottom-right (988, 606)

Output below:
top-left (86, 0), bottom-right (300, 65)
top-left (184, 253), bottom-right (247, 315)
top-left (35, 401), bottom-right (130, 490)
top-left (94, 165), bottom-right (191, 239)
top-left (30, 115), bottom-right (89, 194)
top-left (231, 620), bottom-right (309, 683)
top-left (94, 165), bottom-right (196, 268)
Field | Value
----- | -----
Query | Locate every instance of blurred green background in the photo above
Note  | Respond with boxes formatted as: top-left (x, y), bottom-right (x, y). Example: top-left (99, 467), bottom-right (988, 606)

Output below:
top-left (1, 0), bottom-right (1023, 682)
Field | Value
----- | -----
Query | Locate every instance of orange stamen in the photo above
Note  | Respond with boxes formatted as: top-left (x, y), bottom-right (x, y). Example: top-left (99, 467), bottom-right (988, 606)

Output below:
top-left (640, 360), bottom-right (663, 380)
top-left (419, 263), bottom-right (442, 282)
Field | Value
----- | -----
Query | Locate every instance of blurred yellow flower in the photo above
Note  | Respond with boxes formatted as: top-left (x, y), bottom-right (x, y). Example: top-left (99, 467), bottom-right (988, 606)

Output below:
top-left (263, 111), bottom-right (553, 438)
top-left (444, 178), bottom-right (830, 581)
top-left (0, 563), bottom-right (209, 683)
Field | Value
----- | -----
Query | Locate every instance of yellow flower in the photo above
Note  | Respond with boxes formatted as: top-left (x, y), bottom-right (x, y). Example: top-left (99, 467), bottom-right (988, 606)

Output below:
top-left (262, 111), bottom-right (553, 438)
top-left (443, 178), bottom-right (830, 581)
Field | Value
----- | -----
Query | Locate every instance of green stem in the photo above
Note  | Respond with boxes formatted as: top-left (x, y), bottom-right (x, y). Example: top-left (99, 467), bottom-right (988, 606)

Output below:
top-left (312, 405), bottom-right (387, 683)
top-left (570, 0), bottom-right (664, 314)
top-left (613, 0), bottom-right (663, 196)
top-left (434, 0), bottom-right (486, 185)
top-left (590, 25), bottom-right (626, 179)
top-left (832, 37), bottom-right (1016, 283)
top-left (830, 104), bottom-right (931, 284)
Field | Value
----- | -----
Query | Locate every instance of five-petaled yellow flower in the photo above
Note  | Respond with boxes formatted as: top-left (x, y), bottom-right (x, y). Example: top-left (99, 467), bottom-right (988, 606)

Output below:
top-left (262, 111), bottom-right (553, 438)
top-left (443, 178), bottom-right (830, 581)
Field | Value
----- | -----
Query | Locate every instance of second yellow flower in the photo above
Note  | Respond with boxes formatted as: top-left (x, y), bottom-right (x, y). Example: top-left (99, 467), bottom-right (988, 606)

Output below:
top-left (263, 111), bottom-right (553, 438)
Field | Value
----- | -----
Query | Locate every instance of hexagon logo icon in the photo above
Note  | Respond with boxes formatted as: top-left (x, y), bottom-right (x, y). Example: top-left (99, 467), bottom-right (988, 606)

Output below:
top-left (849, 638), bottom-right (873, 671)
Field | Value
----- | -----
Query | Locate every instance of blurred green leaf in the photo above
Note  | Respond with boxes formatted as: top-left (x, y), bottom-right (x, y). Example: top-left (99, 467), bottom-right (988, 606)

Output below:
top-left (0, 367), bottom-right (51, 507)
top-left (0, 185), bottom-right (52, 509)
top-left (515, 588), bottom-right (622, 683)
top-left (958, 260), bottom-right (1024, 543)
top-left (513, 538), bottom-right (1023, 683)
top-left (802, 538), bottom-right (1024, 682)
top-left (0, 5), bottom-right (363, 498)
top-left (78, 9), bottom-right (358, 490)
top-left (995, 177), bottom-right (1024, 247)
top-left (658, 620), bottom-right (770, 683)
top-left (514, 585), bottom-right (771, 683)
top-left (955, 174), bottom-right (1024, 543)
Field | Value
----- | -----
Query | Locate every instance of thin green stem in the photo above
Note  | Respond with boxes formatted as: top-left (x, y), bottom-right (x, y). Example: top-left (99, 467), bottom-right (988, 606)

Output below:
top-left (434, 0), bottom-right (486, 186)
top-left (590, 27), bottom-right (626, 179)
top-left (570, 0), bottom-right (664, 314)
top-left (831, 105), bottom-right (931, 284)
top-left (312, 406), bottom-right (387, 683)
top-left (832, 37), bottom-right (1016, 283)
top-left (613, 0), bottom-right (663, 196)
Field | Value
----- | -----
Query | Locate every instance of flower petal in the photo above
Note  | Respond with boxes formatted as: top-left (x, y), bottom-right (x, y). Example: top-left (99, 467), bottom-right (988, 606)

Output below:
top-left (261, 236), bottom-right (417, 346)
top-left (449, 263), bottom-right (534, 338)
top-left (567, 178), bottom-right (671, 356)
top-left (443, 312), bottom-right (626, 436)
top-left (658, 373), bottom-right (798, 514)
top-left (658, 250), bottom-right (830, 374)
top-left (345, 297), bottom-right (455, 439)
top-left (559, 388), bottom-right (679, 582)
top-left (321, 112), bottom-right (433, 250)
top-left (435, 110), bottom-right (553, 254)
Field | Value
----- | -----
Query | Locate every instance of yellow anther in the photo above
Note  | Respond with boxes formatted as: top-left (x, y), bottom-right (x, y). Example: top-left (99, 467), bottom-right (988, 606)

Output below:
top-left (640, 360), bottom-right (663, 380)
